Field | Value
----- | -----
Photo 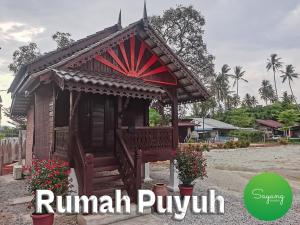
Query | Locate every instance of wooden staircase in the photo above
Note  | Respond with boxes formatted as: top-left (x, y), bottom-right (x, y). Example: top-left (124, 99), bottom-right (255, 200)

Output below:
top-left (91, 153), bottom-right (125, 198)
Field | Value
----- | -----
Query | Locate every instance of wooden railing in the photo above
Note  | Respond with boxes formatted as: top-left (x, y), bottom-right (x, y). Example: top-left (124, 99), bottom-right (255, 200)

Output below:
top-left (116, 130), bottom-right (142, 203)
top-left (54, 127), bottom-right (69, 160)
top-left (73, 132), bottom-right (94, 196)
top-left (120, 126), bottom-right (174, 162)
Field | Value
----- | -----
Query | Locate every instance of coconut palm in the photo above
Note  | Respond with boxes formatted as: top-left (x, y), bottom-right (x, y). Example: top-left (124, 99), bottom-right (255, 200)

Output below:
top-left (242, 94), bottom-right (258, 108)
top-left (281, 91), bottom-right (294, 106)
top-left (258, 80), bottom-right (275, 105)
top-left (212, 64), bottom-right (231, 110)
top-left (281, 64), bottom-right (299, 108)
top-left (229, 66), bottom-right (248, 98)
top-left (266, 54), bottom-right (283, 100)
top-left (250, 96), bottom-right (258, 107)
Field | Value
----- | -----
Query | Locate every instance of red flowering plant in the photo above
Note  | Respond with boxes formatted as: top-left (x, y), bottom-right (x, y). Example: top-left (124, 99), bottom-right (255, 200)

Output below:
top-left (27, 159), bottom-right (72, 214)
top-left (175, 146), bottom-right (207, 186)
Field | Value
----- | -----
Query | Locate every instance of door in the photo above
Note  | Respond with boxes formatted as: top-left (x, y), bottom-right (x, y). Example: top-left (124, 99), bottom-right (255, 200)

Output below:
top-left (79, 94), bottom-right (115, 153)
top-left (91, 97), bottom-right (105, 149)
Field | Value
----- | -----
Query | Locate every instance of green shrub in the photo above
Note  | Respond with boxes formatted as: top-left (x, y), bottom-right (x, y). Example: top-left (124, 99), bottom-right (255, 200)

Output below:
top-left (224, 140), bottom-right (250, 149)
top-left (229, 130), bottom-right (264, 143)
top-left (278, 138), bottom-right (288, 145)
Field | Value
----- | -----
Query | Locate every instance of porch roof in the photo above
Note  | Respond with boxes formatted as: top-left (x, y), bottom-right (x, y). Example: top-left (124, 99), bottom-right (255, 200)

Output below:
top-left (52, 69), bottom-right (166, 100)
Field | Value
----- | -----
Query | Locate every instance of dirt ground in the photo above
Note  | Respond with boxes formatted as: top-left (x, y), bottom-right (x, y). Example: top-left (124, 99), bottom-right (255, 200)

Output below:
top-left (151, 144), bottom-right (300, 224)
top-left (0, 145), bottom-right (299, 225)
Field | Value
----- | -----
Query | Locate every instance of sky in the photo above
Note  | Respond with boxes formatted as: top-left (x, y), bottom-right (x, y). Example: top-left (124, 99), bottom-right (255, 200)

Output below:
top-left (1, 0), bottom-right (300, 126)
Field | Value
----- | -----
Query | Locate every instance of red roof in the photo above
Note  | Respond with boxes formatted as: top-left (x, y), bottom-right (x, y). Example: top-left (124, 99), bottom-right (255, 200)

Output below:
top-left (256, 119), bottom-right (283, 128)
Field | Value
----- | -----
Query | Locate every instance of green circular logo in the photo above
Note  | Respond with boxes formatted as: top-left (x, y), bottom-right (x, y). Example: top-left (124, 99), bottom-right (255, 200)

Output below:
top-left (244, 172), bottom-right (293, 221)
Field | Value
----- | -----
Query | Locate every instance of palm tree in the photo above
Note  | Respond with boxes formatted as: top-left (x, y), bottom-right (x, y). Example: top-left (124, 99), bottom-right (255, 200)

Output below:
top-left (266, 54), bottom-right (283, 100)
top-left (281, 91), bottom-right (294, 106)
top-left (250, 96), bottom-right (258, 107)
top-left (281, 64), bottom-right (299, 108)
top-left (212, 64), bottom-right (231, 110)
top-left (242, 94), bottom-right (258, 108)
top-left (258, 80), bottom-right (275, 105)
top-left (229, 66), bottom-right (248, 98)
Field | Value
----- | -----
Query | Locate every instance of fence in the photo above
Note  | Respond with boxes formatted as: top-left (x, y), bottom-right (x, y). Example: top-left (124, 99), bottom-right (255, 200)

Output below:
top-left (0, 130), bottom-right (26, 175)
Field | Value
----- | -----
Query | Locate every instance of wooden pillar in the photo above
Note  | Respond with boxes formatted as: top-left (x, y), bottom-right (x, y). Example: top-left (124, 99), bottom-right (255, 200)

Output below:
top-left (116, 96), bottom-right (123, 129)
top-left (171, 89), bottom-right (179, 149)
top-left (68, 91), bottom-right (74, 162)
top-left (168, 88), bottom-right (179, 192)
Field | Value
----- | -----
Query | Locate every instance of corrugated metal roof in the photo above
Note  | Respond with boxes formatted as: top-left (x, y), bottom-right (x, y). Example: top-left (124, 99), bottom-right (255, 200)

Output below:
top-left (256, 119), bottom-right (283, 128)
top-left (193, 118), bottom-right (239, 131)
top-left (53, 69), bottom-right (165, 94)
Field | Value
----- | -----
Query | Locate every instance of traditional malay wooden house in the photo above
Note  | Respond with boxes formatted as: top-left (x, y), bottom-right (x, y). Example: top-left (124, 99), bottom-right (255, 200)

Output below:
top-left (9, 6), bottom-right (209, 201)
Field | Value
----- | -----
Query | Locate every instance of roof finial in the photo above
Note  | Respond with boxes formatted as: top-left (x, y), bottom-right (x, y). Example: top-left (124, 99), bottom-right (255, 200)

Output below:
top-left (118, 9), bottom-right (122, 28)
top-left (143, 0), bottom-right (148, 21)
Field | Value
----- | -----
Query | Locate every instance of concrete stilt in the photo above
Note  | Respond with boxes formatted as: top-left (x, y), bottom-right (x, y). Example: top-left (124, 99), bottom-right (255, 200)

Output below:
top-left (167, 160), bottom-right (179, 192)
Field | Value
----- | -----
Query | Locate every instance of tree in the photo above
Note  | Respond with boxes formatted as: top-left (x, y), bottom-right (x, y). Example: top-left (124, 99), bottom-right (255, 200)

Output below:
top-left (281, 91), bottom-right (294, 107)
top-left (258, 80), bottom-right (275, 105)
top-left (250, 96), bottom-right (258, 108)
top-left (52, 32), bottom-right (74, 49)
top-left (229, 66), bottom-right (248, 98)
top-left (266, 54), bottom-right (283, 100)
top-left (8, 43), bottom-right (40, 73)
top-left (278, 109), bottom-right (300, 137)
top-left (242, 93), bottom-right (257, 108)
top-left (150, 5), bottom-right (215, 84)
top-left (149, 108), bottom-right (162, 126)
top-left (281, 64), bottom-right (299, 108)
top-left (212, 64), bottom-right (231, 111)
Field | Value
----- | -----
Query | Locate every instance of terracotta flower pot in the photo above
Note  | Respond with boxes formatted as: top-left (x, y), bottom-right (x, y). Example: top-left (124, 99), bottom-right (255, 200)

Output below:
top-left (179, 184), bottom-right (194, 197)
top-left (31, 213), bottom-right (54, 225)
top-left (152, 183), bottom-right (169, 211)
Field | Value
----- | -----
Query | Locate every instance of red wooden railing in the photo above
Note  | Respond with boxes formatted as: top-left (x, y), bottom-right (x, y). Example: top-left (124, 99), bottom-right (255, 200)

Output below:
top-left (73, 132), bottom-right (94, 196)
top-left (116, 130), bottom-right (142, 203)
top-left (120, 127), bottom-right (174, 162)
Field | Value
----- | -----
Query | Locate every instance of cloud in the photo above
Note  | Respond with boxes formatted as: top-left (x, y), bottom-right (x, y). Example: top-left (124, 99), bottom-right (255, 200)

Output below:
top-left (0, 21), bottom-right (45, 43)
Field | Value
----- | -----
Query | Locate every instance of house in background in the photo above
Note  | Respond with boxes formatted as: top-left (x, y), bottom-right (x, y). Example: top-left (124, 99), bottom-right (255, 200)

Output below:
top-left (8, 8), bottom-right (209, 201)
top-left (192, 118), bottom-right (238, 142)
top-left (178, 119), bottom-right (195, 143)
top-left (255, 119), bottom-right (283, 138)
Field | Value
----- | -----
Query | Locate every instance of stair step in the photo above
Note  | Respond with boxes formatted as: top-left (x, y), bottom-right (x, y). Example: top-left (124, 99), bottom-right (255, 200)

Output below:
top-left (77, 204), bottom-right (152, 225)
top-left (93, 179), bottom-right (124, 190)
top-left (93, 156), bottom-right (118, 167)
top-left (94, 164), bottom-right (119, 173)
top-left (93, 174), bottom-right (122, 184)
top-left (92, 185), bottom-right (125, 197)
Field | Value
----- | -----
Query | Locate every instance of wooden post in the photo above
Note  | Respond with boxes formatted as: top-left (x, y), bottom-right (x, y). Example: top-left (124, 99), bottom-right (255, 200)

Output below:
top-left (171, 89), bottom-right (179, 149)
top-left (134, 149), bottom-right (142, 203)
top-left (85, 153), bottom-right (94, 196)
top-left (68, 91), bottom-right (74, 162)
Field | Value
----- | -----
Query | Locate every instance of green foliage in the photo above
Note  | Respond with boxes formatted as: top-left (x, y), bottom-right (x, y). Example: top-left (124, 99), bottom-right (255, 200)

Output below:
top-left (278, 138), bottom-right (288, 145)
top-left (27, 160), bottom-right (71, 213)
top-left (52, 31), bottom-right (74, 49)
top-left (175, 150), bottom-right (207, 185)
top-left (0, 133), bottom-right (4, 140)
top-left (149, 108), bottom-right (162, 126)
top-left (278, 109), bottom-right (300, 134)
top-left (150, 5), bottom-right (215, 84)
top-left (9, 43), bottom-right (40, 73)
top-left (229, 130), bottom-right (264, 143)
top-left (223, 140), bottom-right (250, 149)
top-left (215, 108), bottom-right (255, 127)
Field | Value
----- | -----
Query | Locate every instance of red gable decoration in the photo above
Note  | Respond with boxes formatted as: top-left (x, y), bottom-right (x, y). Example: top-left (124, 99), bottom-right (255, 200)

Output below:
top-left (94, 35), bottom-right (177, 86)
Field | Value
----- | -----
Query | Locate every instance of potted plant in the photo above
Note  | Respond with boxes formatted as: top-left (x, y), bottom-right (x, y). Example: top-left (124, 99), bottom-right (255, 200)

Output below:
top-left (27, 159), bottom-right (71, 225)
top-left (175, 147), bottom-right (207, 196)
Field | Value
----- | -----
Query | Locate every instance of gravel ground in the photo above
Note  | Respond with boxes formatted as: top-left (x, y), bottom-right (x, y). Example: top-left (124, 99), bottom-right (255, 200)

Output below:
top-left (149, 145), bottom-right (300, 225)
top-left (0, 145), bottom-right (299, 225)
top-left (0, 175), bottom-right (78, 225)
